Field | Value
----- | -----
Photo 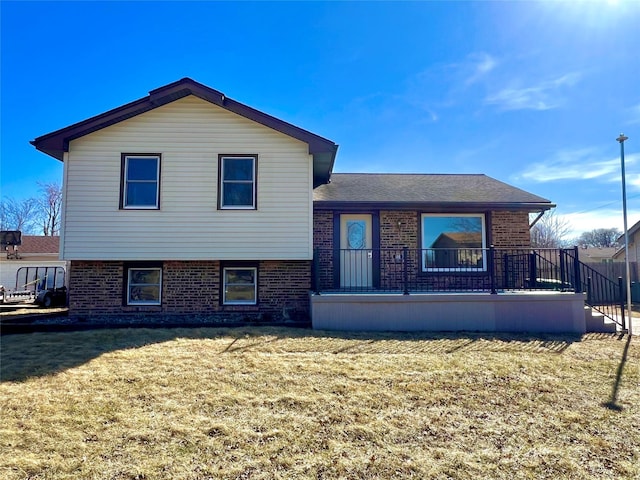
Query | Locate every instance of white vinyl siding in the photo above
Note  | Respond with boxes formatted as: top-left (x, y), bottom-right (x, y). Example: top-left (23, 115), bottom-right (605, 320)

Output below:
top-left (62, 96), bottom-right (313, 260)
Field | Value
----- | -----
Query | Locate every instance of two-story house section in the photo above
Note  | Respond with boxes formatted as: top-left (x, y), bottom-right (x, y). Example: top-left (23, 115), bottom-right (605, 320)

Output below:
top-left (32, 78), bottom-right (338, 321)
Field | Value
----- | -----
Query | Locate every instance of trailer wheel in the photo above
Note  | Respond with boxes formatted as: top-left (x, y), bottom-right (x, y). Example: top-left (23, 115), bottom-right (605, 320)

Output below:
top-left (42, 293), bottom-right (53, 308)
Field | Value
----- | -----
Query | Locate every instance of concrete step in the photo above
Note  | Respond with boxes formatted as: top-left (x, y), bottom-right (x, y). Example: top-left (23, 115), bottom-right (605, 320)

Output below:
top-left (584, 306), bottom-right (618, 333)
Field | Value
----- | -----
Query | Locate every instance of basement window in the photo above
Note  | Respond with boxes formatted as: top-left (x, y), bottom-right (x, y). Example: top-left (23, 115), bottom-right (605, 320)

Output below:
top-left (127, 267), bottom-right (162, 305)
top-left (223, 266), bottom-right (257, 305)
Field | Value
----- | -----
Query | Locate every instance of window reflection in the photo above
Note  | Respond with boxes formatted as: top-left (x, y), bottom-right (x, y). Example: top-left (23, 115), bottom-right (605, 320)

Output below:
top-left (422, 215), bottom-right (485, 270)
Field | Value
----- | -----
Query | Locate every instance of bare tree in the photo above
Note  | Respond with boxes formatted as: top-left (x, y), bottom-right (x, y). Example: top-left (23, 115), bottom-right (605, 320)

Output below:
top-left (530, 211), bottom-right (572, 248)
top-left (0, 196), bottom-right (39, 234)
top-left (37, 182), bottom-right (62, 236)
top-left (575, 228), bottom-right (621, 248)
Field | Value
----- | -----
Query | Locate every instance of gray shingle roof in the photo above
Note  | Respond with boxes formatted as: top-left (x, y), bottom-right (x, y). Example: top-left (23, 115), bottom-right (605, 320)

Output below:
top-left (313, 173), bottom-right (553, 210)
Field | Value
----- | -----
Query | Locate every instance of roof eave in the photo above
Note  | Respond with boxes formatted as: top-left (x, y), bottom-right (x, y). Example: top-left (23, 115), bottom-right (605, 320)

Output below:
top-left (30, 78), bottom-right (339, 183)
top-left (313, 201), bottom-right (556, 211)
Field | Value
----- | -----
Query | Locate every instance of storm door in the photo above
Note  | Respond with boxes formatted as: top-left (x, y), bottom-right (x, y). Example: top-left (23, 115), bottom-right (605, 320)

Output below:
top-left (339, 214), bottom-right (373, 289)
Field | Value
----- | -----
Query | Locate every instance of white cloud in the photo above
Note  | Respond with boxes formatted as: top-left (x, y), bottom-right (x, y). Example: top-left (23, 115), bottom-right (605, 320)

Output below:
top-left (399, 52), bottom-right (498, 121)
top-left (519, 149), bottom-right (640, 183)
top-left (463, 52), bottom-right (498, 86)
top-left (484, 72), bottom-right (582, 111)
top-left (557, 208), bottom-right (631, 239)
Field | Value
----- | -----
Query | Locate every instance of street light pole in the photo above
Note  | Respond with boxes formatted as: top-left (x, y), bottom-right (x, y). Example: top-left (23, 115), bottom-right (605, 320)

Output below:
top-left (617, 133), bottom-right (632, 335)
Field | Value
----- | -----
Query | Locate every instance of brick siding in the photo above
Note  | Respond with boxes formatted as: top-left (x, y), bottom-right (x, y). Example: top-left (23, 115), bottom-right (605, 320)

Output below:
top-left (380, 211), bottom-right (419, 249)
top-left (68, 260), bottom-right (310, 322)
top-left (313, 210), bottom-right (333, 250)
top-left (68, 261), bottom-right (124, 314)
top-left (312, 208), bottom-right (533, 291)
top-left (490, 211), bottom-right (531, 248)
top-left (313, 210), bottom-right (334, 290)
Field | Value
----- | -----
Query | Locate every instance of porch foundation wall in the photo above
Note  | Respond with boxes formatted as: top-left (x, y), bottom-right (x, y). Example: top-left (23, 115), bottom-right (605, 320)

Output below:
top-left (311, 292), bottom-right (586, 334)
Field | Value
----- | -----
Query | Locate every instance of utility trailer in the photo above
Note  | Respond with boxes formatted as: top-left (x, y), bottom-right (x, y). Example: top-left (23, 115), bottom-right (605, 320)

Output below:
top-left (0, 266), bottom-right (67, 307)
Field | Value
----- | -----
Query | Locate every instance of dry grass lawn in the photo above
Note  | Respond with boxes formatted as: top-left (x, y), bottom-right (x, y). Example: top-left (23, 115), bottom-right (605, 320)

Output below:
top-left (1, 327), bottom-right (638, 479)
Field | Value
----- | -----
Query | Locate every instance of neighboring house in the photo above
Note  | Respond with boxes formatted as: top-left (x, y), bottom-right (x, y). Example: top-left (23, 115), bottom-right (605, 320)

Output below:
top-left (0, 235), bottom-right (67, 290)
top-left (32, 78), bottom-right (563, 328)
top-left (614, 220), bottom-right (640, 263)
top-left (578, 246), bottom-right (619, 264)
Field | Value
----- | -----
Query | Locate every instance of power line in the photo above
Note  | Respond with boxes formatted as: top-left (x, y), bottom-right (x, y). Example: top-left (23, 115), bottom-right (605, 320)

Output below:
top-left (570, 192), bottom-right (640, 216)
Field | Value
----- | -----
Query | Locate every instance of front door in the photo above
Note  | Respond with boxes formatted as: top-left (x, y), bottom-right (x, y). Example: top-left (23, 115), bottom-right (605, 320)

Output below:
top-left (340, 214), bottom-right (373, 288)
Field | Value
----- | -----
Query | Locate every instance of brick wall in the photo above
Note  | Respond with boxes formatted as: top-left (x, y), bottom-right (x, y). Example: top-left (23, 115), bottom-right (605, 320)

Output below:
top-left (311, 209), bottom-right (532, 292)
top-left (69, 261), bottom-right (124, 314)
top-left (68, 260), bottom-right (310, 322)
top-left (163, 261), bottom-right (220, 313)
top-left (380, 211), bottom-right (418, 249)
top-left (315, 210), bottom-right (531, 250)
top-left (490, 211), bottom-right (531, 248)
top-left (313, 210), bottom-right (334, 290)
top-left (313, 210), bottom-right (333, 250)
top-left (259, 261), bottom-right (310, 319)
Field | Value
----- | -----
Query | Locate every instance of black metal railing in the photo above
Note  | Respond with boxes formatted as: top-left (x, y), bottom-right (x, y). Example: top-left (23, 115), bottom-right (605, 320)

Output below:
top-left (312, 246), bottom-right (626, 329)
top-left (562, 247), bottom-right (625, 330)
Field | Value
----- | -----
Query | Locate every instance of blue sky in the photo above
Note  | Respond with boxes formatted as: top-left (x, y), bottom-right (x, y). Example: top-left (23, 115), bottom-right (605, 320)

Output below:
top-left (2, 1), bottom-right (640, 238)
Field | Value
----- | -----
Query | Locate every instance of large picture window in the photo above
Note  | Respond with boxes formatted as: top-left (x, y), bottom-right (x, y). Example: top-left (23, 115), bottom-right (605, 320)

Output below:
top-left (219, 155), bottom-right (257, 209)
top-left (127, 267), bottom-right (162, 305)
top-left (121, 154), bottom-right (160, 209)
top-left (421, 214), bottom-right (486, 271)
top-left (223, 266), bottom-right (257, 305)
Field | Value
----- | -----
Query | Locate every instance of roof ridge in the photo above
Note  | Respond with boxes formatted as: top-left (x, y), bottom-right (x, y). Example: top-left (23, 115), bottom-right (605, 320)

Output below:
top-left (31, 78), bottom-right (338, 186)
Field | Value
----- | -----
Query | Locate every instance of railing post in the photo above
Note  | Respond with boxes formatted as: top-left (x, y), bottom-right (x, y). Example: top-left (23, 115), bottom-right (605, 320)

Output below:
top-left (502, 253), bottom-right (509, 289)
top-left (573, 245), bottom-right (581, 293)
top-left (313, 247), bottom-right (320, 295)
top-left (403, 247), bottom-right (409, 295)
top-left (529, 252), bottom-right (537, 289)
top-left (559, 249), bottom-right (566, 287)
top-left (618, 276), bottom-right (626, 331)
top-left (489, 245), bottom-right (497, 294)
top-left (586, 277), bottom-right (592, 304)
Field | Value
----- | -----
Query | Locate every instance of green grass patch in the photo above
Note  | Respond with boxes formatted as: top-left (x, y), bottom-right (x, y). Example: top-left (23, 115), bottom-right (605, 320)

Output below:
top-left (1, 328), bottom-right (638, 479)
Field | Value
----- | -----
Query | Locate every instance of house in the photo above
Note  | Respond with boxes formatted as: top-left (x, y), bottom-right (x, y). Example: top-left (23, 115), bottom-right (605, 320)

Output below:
top-left (0, 235), bottom-right (67, 292)
top-left (578, 246), bottom-right (619, 264)
top-left (32, 78), bottom-right (336, 321)
top-left (32, 78), bottom-right (599, 333)
top-left (613, 220), bottom-right (640, 263)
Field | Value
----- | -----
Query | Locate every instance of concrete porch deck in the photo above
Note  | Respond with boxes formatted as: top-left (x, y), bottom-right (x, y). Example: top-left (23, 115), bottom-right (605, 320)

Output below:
top-left (310, 291), bottom-right (588, 334)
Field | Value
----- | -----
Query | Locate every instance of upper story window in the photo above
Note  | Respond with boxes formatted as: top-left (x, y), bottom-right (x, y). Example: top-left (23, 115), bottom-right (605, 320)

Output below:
top-left (219, 155), bottom-right (257, 209)
top-left (121, 154), bottom-right (161, 209)
top-left (421, 214), bottom-right (486, 271)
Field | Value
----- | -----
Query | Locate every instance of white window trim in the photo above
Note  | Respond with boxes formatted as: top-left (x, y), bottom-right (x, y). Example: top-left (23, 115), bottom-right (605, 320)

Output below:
top-left (127, 267), bottom-right (162, 305)
top-left (123, 155), bottom-right (160, 209)
top-left (421, 213), bottom-right (487, 272)
top-left (220, 156), bottom-right (256, 209)
top-left (223, 266), bottom-right (257, 305)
